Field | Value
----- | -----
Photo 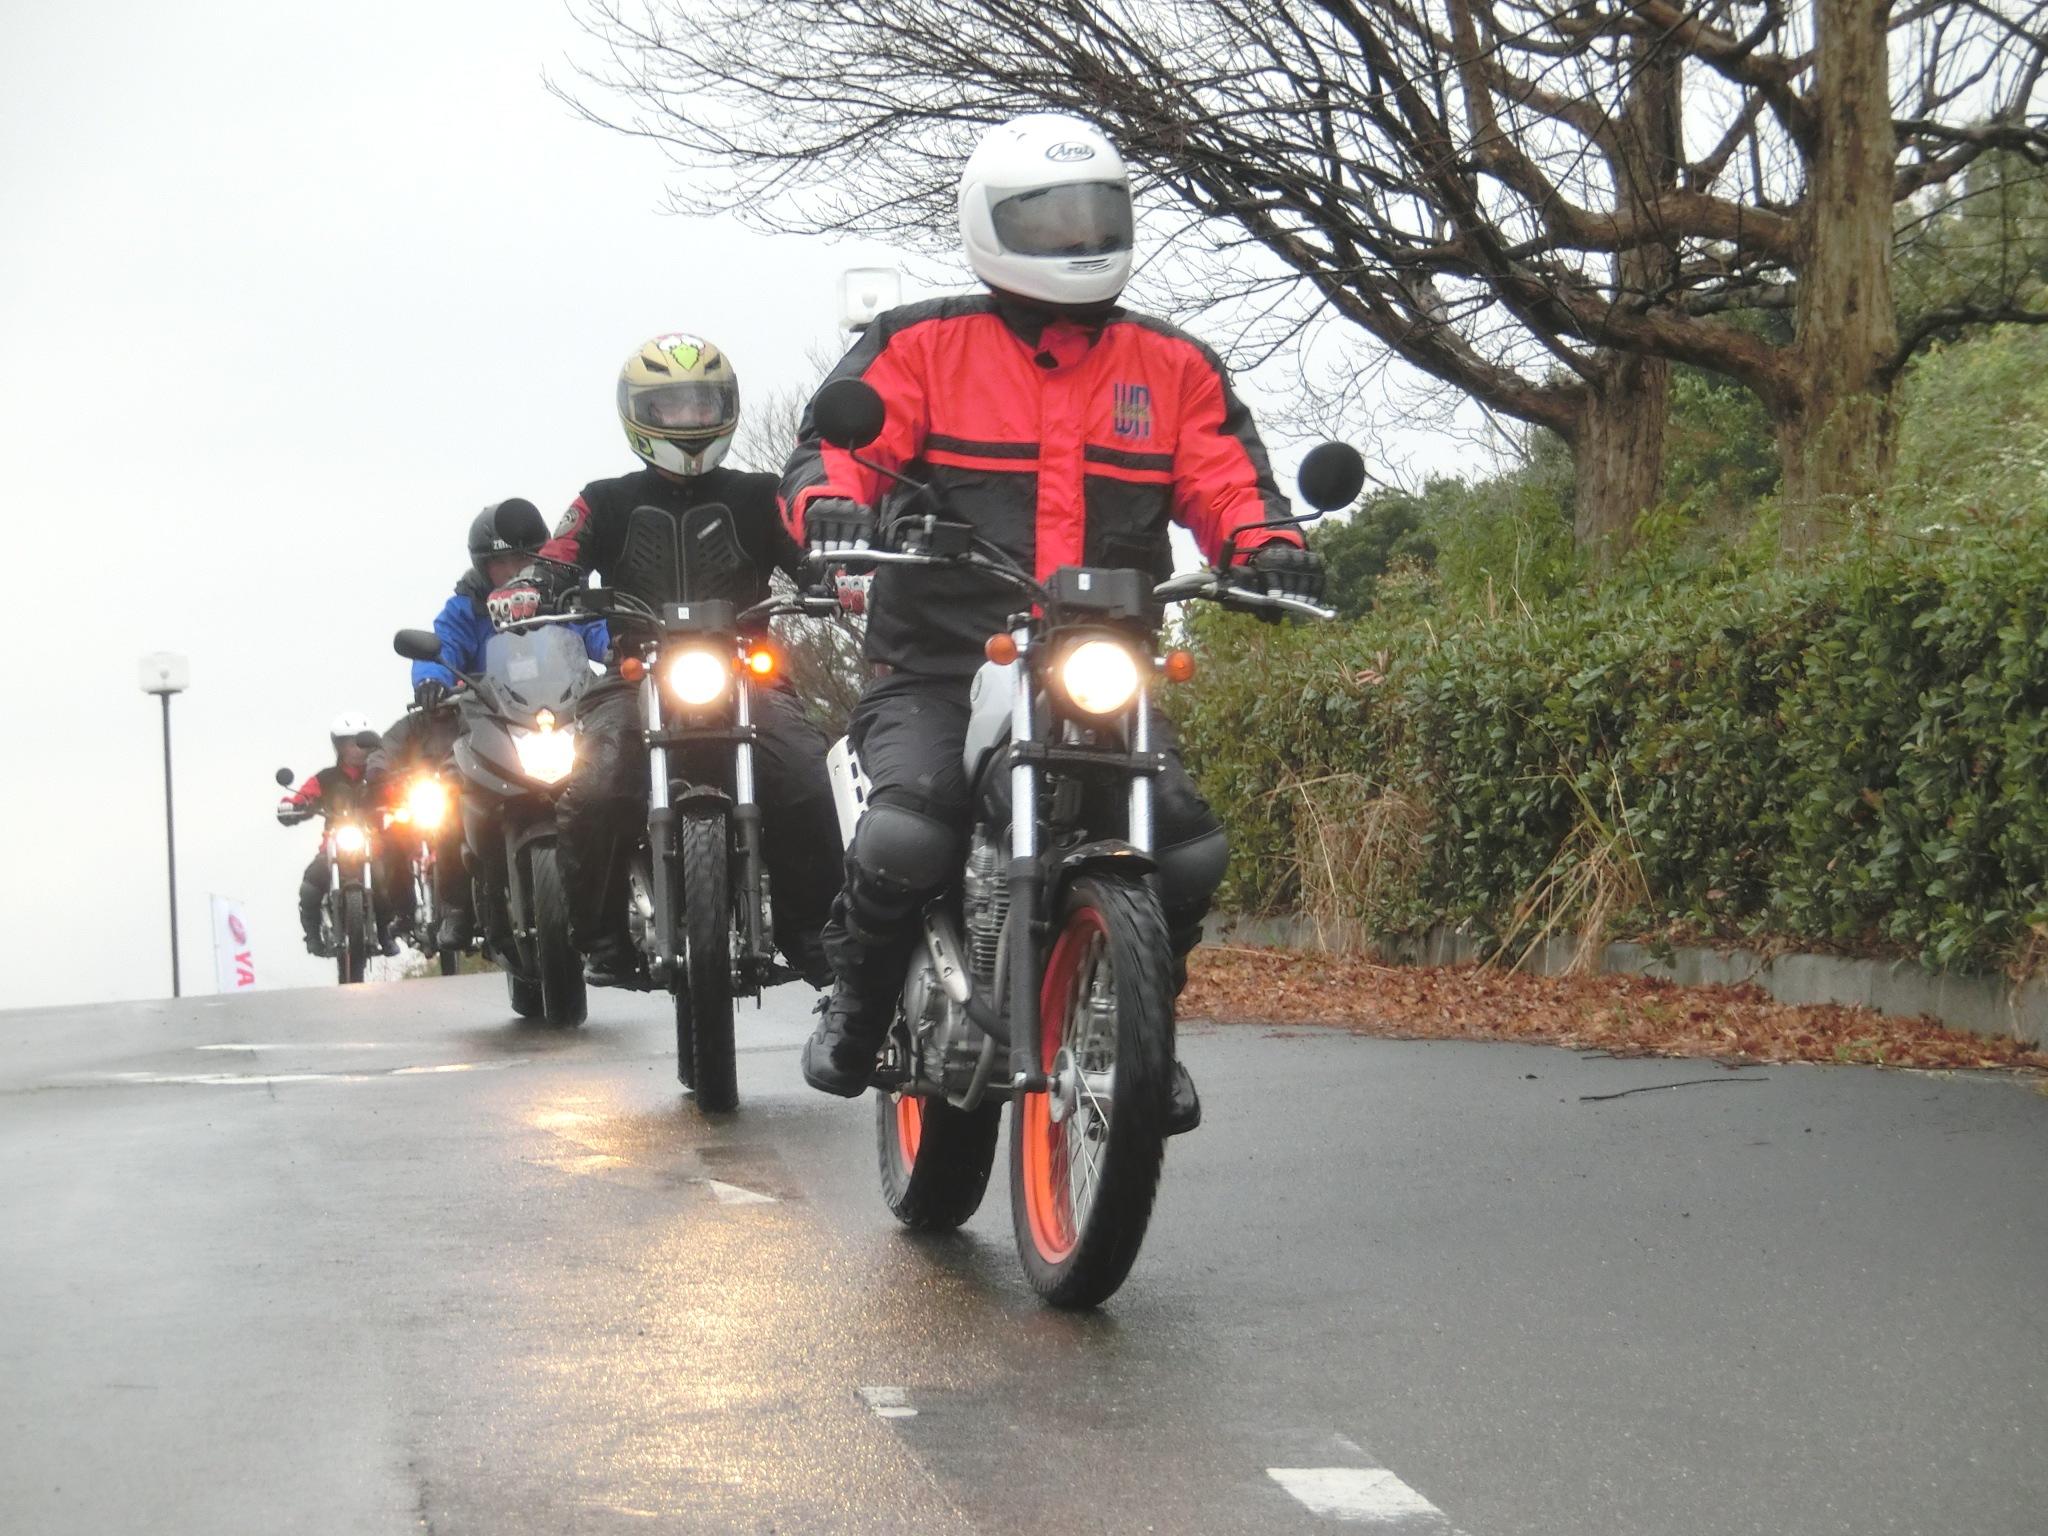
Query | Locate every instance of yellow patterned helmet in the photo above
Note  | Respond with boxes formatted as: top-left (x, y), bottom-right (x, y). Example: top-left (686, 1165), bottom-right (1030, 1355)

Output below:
top-left (617, 333), bottom-right (740, 476)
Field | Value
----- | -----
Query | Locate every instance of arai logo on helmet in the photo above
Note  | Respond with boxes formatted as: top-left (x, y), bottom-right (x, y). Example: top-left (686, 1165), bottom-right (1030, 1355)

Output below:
top-left (1046, 141), bottom-right (1096, 163)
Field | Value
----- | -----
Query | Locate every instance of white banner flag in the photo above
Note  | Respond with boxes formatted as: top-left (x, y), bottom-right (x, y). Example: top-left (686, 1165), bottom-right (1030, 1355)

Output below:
top-left (210, 895), bottom-right (256, 992)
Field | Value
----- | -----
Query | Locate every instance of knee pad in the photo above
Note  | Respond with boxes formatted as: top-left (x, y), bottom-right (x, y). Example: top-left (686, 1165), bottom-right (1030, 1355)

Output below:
top-left (1155, 826), bottom-right (1228, 912)
top-left (850, 801), bottom-right (960, 910)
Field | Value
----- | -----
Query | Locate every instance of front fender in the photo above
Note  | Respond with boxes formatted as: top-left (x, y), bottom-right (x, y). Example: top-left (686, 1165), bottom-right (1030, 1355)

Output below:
top-left (1050, 839), bottom-right (1156, 897)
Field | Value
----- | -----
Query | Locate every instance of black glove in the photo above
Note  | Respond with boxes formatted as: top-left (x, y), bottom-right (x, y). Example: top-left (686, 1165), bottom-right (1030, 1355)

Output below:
top-left (414, 678), bottom-right (449, 711)
top-left (1243, 543), bottom-right (1327, 605)
top-left (804, 497), bottom-right (875, 556)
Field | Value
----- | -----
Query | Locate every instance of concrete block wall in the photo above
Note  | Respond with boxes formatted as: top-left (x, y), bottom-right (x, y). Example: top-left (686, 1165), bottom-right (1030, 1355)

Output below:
top-left (1207, 916), bottom-right (2046, 1047)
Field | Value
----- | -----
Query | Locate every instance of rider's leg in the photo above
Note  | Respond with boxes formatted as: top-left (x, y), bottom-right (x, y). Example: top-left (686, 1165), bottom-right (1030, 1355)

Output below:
top-left (802, 673), bottom-right (971, 1096)
top-left (433, 826), bottom-right (473, 948)
top-left (555, 688), bottom-right (647, 982)
top-left (1147, 725), bottom-right (1228, 1136)
top-left (747, 683), bottom-right (844, 987)
top-left (298, 853), bottom-right (326, 954)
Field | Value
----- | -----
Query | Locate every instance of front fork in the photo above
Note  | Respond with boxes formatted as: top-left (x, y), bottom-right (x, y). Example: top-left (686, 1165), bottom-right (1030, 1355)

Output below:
top-left (642, 674), bottom-right (676, 980)
top-left (733, 679), bottom-right (768, 964)
top-left (1006, 667), bottom-right (1156, 1093)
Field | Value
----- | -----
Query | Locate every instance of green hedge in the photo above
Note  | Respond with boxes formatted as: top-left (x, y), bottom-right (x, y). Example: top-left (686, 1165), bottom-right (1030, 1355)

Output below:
top-left (1177, 330), bottom-right (2048, 973)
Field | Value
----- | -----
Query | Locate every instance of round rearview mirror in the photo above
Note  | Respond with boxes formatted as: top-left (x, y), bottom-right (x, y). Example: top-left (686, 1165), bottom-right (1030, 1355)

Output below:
top-left (275, 767), bottom-right (296, 787)
top-left (1296, 442), bottom-right (1366, 513)
top-left (394, 628), bottom-right (444, 663)
top-left (812, 377), bottom-right (886, 451)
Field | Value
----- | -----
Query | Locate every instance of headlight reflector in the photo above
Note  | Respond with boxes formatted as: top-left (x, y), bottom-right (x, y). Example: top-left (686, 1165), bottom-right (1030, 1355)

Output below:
top-left (513, 726), bottom-right (577, 784)
top-left (332, 822), bottom-right (369, 854)
top-left (665, 648), bottom-right (731, 707)
top-left (1057, 639), bottom-right (1142, 716)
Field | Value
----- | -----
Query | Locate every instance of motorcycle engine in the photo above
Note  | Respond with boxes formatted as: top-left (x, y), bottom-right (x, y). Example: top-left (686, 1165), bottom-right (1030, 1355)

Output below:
top-left (963, 829), bottom-right (1008, 987)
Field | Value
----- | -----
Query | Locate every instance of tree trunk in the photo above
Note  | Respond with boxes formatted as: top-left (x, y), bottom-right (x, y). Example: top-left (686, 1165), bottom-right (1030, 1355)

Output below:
top-left (1571, 38), bottom-right (1680, 568)
top-left (1573, 353), bottom-right (1670, 565)
top-left (1781, 0), bottom-right (1900, 553)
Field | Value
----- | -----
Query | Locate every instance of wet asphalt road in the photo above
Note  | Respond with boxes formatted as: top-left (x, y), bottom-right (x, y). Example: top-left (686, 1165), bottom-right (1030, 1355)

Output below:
top-left (1, 975), bottom-right (2044, 1536)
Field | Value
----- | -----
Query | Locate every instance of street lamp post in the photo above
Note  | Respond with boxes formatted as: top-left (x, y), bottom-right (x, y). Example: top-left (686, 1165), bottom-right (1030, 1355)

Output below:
top-left (138, 652), bottom-right (190, 998)
top-left (838, 267), bottom-right (901, 334)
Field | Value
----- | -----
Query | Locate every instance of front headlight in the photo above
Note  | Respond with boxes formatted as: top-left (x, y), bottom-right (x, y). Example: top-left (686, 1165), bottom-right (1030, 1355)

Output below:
top-left (1057, 638), bottom-right (1142, 716)
top-left (404, 775), bottom-right (451, 831)
top-left (332, 822), bottom-right (369, 854)
top-left (665, 648), bottom-right (731, 708)
top-left (512, 725), bottom-right (577, 785)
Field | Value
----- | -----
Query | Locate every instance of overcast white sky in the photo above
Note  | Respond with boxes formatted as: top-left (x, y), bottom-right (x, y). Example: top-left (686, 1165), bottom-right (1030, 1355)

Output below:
top-left (0, 0), bottom-right (1449, 1009)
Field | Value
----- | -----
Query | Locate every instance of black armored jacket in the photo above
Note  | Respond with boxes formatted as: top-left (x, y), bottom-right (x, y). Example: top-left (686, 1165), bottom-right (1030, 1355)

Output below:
top-left (537, 465), bottom-right (804, 614)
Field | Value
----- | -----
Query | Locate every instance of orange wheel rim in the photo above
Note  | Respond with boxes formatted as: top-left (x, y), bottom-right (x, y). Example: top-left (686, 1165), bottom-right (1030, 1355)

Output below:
top-left (1021, 905), bottom-right (1108, 1265)
top-left (894, 1092), bottom-right (923, 1172)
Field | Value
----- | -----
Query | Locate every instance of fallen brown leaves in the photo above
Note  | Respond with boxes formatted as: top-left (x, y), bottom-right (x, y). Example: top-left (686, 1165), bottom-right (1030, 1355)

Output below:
top-left (1183, 947), bottom-right (2048, 1073)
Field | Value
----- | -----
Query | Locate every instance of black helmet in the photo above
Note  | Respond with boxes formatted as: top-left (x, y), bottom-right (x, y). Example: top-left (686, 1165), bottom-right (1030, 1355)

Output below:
top-left (468, 498), bottom-right (549, 577)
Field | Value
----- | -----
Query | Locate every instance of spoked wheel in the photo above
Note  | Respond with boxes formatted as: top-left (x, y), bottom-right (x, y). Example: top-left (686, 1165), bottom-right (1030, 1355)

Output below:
top-left (336, 887), bottom-right (370, 985)
top-left (877, 1084), bottom-right (1001, 1230)
top-left (675, 812), bottom-right (737, 1111)
top-left (528, 842), bottom-right (586, 1026)
top-left (1010, 876), bottom-right (1172, 1309)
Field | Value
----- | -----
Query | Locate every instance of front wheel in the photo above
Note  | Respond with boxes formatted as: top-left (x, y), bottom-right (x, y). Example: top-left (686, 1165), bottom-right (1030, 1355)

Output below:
top-left (438, 949), bottom-right (462, 977)
top-left (877, 1090), bottom-right (1001, 1230)
top-left (529, 842), bottom-right (586, 1026)
top-left (336, 886), bottom-right (370, 985)
top-left (1009, 876), bottom-right (1173, 1309)
top-left (675, 812), bottom-right (736, 1110)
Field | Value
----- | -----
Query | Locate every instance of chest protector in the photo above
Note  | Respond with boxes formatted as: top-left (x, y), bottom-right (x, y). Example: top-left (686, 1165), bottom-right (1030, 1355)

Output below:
top-left (614, 500), bottom-right (754, 608)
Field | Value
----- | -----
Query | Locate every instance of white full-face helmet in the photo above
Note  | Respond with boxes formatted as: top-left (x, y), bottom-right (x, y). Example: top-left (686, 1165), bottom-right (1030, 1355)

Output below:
top-left (958, 114), bottom-right (1135, 311)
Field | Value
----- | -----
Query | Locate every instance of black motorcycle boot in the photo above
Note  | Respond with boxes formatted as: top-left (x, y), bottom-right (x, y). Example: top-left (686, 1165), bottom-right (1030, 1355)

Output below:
top-left (1165, 929), bottom-right (1202, 1136)
top-left (799, 985), bottom-right (894, 1097)
top-left (583, 932), bottom-right (651, 990)
top-left (436, 908), bottom-right (474, 951)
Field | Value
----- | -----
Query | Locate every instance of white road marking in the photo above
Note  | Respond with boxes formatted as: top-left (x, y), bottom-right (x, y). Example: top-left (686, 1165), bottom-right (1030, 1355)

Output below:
top-left (700, 1178), bottom-right (777, 1205)
top-left (1267, 1467), bottom-right (1458, 1529)
top-left (194, 1042), bottom-right (400, 1052)
top-left (90, 1060), bottom-right (528, 1087)
top-left (857, 1386), bottom-right (917, 1419)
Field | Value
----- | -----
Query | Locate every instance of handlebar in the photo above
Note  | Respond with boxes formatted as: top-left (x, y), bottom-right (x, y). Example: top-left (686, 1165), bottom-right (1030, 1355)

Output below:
top-left (805, 544), bottom-right (1334, 622)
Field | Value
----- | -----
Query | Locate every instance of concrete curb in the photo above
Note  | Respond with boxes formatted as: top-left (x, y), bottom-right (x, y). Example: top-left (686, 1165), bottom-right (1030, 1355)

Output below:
top-left (1207, 915), bottom-right (2046, 1047)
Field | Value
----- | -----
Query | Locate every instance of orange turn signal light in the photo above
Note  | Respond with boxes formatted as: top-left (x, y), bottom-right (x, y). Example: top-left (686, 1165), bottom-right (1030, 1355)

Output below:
top-left (1164, 649), bottom-right (1197, 683)
top-left (744, 646), bottom-right (777, 678)
top-left (619, 656), bottom-right (646, 683)
top-left (985, 633), bottom-right (1019, 666)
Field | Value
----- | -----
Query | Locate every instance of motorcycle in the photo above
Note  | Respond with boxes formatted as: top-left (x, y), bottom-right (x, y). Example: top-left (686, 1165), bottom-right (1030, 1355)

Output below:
top-left (808, 376), bottom-right (1364, 1308)
top-left (393, 621), bottom-right (591, 1025)
top-left (381, 760), bottom-right (464, 977)
top-left (561, 583), bottom-right (843, 1111)
top-left (274, 736), bottom-right (386, 986)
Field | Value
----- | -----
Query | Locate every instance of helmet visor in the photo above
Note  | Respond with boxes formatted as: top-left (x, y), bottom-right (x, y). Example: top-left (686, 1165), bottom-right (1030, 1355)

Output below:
top-left (621, 380), bottom-right (739, 435)
top-left (989, 182), bottom-right (1134, 258)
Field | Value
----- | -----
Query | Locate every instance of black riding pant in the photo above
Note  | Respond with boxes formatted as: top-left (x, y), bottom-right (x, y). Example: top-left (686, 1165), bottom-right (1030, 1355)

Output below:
top-left (297, 846), bottom-right (404, 940)
top-left (556, 682), bottom-right (840, 981)
top-left (824, 669), bottom-right (1228, 997)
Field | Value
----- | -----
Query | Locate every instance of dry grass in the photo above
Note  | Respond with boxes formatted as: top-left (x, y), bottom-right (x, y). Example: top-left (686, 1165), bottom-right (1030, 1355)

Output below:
top-left (1183, 947), bottom-right (2048, 1073)
top-left (1278, 770), bottom-right (1428, 948)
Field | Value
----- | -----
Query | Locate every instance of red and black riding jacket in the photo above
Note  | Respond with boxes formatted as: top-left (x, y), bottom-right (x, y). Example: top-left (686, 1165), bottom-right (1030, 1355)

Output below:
top-left (277, 764), bottom-right (375, 824)
top-left (778, 294), bottom-right (1301, 676)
